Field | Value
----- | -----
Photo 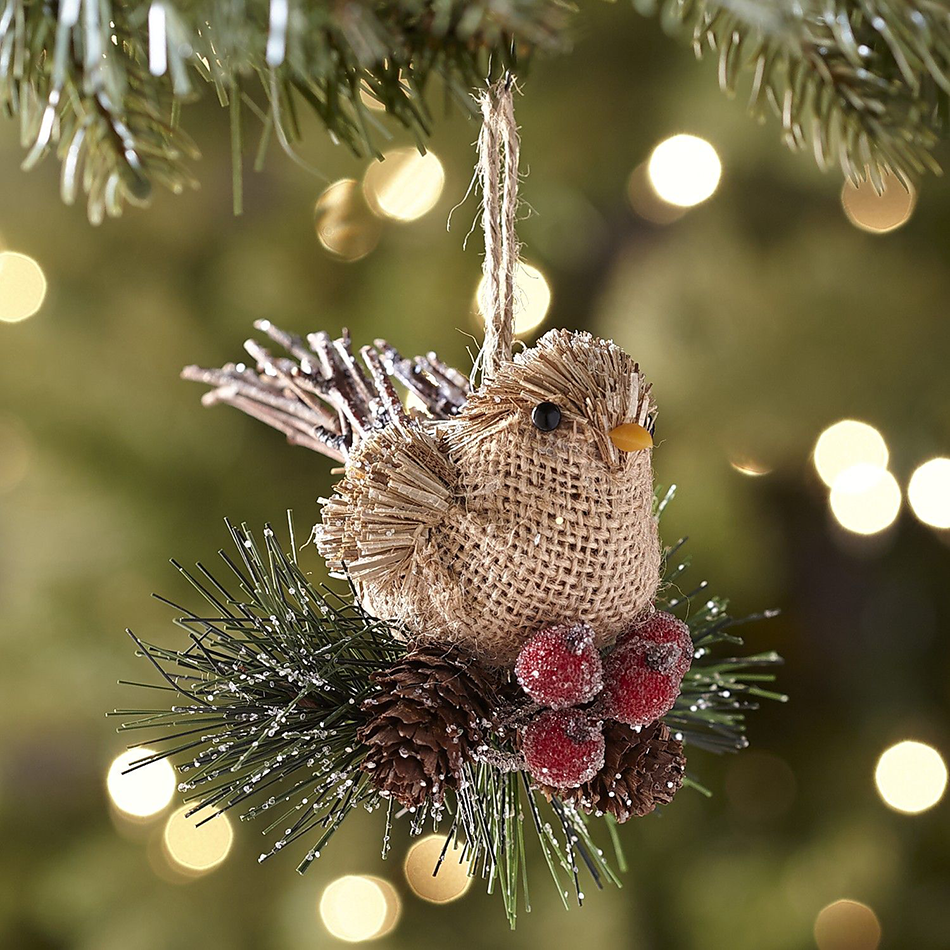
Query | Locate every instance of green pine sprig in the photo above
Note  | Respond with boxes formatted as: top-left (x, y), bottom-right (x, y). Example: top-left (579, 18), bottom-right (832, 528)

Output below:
top-left (4, 0), bottom-right (950, 221)
top-left (111, 504), bottom-right (782, 924)
top-left (637, 0), bottom-right (950, 186)
top-left (0, 0), bottom-right (566, 221)
top-left (656, 485), bottom-right (786, 771)
top-left (111, 516), bottom-right (402, 870)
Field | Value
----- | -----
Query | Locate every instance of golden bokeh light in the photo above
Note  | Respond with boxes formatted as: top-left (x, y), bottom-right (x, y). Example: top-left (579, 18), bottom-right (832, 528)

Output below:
top-left (841, 174), bottom-right (916, 234)
top-left (106, 747), bottom-right (176, 819)
top-left (162, 805), bottom-right (234, 875)
top-left (627, 163), bottom-right (687, 224)
top-left (475, 261), bottom-right (552, 336)
top-left (314, 179), bottom-right (383, 262)
top-left (813, 420), bottom-right (889, 488)
top-left (404, 834), bottom-right (472, 904)
top-left (907, 457), bottom-right (950, 529)
top-left (319, 875), bottom-right (401, 942)
top-left (875, 740), bottom-right (948, 814)
top-left (814, 899), bottom-right (882, 950)
top-left (647, 134), bottom-right (722, 208)
top-left (0, 251), bottom-right (48, 322)
top-left (363, 148), bottom-right (445, 222)
top-left (829, 464), bottom-right (901, 535)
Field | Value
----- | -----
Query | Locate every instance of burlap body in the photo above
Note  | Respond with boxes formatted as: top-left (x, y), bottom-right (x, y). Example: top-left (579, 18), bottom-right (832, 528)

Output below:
top-left (317, 329), bottom-right (662, 668)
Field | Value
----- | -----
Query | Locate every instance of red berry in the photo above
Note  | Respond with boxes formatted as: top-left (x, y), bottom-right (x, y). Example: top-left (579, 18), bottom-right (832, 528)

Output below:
top-left (617, 612), bottom-right (694, 678)
top-left (603, 613), bottom-right (693, 726)
top-left (523, 709), bottom-right (606, 788)
top-left (515, 623), bottom-right (603, 709)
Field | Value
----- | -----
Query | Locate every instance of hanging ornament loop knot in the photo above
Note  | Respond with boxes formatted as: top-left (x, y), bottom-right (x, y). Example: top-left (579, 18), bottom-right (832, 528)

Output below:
top-left (477, 75), bottom-right (521, 386)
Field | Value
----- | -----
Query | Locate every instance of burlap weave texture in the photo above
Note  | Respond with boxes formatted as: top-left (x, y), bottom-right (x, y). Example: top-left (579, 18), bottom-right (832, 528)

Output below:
top-left (317, 329), bottom-right (662, 667)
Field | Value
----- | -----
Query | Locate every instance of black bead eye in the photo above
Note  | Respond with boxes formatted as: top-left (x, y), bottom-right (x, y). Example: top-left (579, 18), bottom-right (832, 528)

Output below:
top-left (531, 401), bottom-right (562, 432)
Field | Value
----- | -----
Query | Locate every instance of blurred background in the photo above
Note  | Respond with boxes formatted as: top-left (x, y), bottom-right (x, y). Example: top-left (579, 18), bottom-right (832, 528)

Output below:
top-left (1, 4), bottom-right (949, 949)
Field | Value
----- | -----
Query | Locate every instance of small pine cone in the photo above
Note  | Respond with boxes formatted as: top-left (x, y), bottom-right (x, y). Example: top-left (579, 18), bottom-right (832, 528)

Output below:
top-left (358, 645), bottom-right (499, 808)
top-left (543, 721), bottom-right (686, 822)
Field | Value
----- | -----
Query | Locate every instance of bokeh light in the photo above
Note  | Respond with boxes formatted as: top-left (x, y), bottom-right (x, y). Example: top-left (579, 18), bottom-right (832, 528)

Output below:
top-left (829, 464), bottom-right (901, 535)
top-left (814, 899), bottom-right (881, 950)
top-left (0, 251), bottom-right (47, 322)
top-left (813, 420), bottom-right (889, 487)
top-left (647, 134), bottom-right (722, 208)
top-left (627, 163), bottom-right (687, 224)
top-left (841, 174), bottom-right (916, 234)
top-left (907, 457), bottom-right (950, 529)
top-left (162, 805), bottom-right (234, 875)
top-left (875, 740), bottom-right (948, 814)
top-left (314, 179), bottom-right (383, 261)
top-left (106, 747), bottom-right (176, 819)
top-left (363, 148), bottom-right (445, 222)
top-left (476, 261), bottom-right (552, 336)
top-left (404, 834), bottom-right (472, 903)
top-left (319, 875), bottom-right (401, 941)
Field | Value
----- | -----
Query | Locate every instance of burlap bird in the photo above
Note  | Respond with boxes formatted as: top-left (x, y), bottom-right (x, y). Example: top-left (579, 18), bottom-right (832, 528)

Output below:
top-left (183, 321), bottom-right (661, 668)
top-left (184, 79), bottom-right (660, 669)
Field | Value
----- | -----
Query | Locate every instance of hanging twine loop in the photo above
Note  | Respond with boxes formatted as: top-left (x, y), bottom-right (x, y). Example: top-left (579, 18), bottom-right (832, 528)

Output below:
top-left (477, 76), bottom-right (521, 386)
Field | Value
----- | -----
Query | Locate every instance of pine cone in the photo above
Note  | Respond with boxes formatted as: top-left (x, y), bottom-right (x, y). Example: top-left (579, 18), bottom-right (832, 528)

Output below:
top-left (543, 720), bottom-right (686, 822)
top-left (358, 645), bottom-right (499, 808)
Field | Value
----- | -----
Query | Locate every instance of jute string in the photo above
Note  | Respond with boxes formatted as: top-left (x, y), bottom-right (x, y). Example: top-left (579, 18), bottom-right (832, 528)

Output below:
top-left (477, 77), bottom-right (520, 385)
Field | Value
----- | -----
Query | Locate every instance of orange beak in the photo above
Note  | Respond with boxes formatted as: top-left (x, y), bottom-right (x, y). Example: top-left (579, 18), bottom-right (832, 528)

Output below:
top-left (609, 422), bottom-right (654, 452)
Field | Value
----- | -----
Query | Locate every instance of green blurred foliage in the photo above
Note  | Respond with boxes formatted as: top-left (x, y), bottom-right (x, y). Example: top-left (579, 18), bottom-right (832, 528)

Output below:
top-left (0, 4), bottom-right (948, 949)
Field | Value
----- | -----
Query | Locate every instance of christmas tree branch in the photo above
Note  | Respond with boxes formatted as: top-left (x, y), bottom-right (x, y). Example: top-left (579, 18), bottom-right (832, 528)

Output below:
top-left (637, 0), bottom-right (950, 185)
top-left (3, 0), bottom-right (948, 221)
top-left (0, 0), bottom-right (566, 222)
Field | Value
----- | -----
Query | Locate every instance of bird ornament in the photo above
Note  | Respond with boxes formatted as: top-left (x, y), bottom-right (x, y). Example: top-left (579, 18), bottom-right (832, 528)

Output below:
top-left (184, 324), bottom-right (661, 668)
top-left (111, 83), bottom-right (782, 920)
top-left (180, 78), bottom-right (695, 805)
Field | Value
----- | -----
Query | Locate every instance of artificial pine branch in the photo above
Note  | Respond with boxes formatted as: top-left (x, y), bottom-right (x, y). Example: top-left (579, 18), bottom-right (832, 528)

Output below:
top-left (637, 0), bottom-right (950, 185)
top-left (111, 502), bottom-right (782, 924)
top-left (656, 485), bottom-right (786, 765)
top-left (112, 517), bottom-right (405, 870)
top-left (4, 0), bottom-right (949, 221)
top-left (0, 0), bottom-right (566, 221)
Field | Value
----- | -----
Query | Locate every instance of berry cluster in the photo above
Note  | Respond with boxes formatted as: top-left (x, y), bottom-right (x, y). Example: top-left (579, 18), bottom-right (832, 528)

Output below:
top-left (516, 613), bottom-right (693, 788)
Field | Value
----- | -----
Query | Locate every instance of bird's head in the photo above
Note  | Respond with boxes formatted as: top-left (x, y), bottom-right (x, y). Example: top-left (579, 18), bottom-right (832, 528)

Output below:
top-left (445, 328), bottom-right (656, 479)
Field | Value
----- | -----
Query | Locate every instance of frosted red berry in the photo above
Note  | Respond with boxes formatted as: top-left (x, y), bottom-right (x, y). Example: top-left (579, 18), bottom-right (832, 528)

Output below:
top-left (515, 622), bottom-right (603, 709)
top-left (617, 612), bottom-right (694, 678)
top-left (603, 613), bottom-right (693, 727)
top-left (523, 709), bottom-right (606, 788)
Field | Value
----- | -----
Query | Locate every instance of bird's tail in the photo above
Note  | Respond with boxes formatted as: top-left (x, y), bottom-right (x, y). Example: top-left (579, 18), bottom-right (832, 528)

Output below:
top-left (182, 321), bottom-right (470, 461)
